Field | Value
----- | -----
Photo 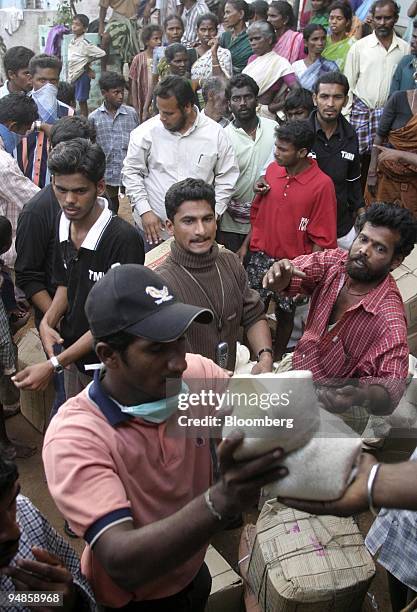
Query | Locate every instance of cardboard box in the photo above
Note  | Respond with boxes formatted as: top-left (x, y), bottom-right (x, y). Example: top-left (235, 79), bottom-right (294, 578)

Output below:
top-left (144, 237), bottom-right (174, 270)
top-left (403, 245), bottom-right (417, 273)
top-left (396, 272), bottom-right (417, 327)
top-left (391, 264), bottom-right (409, 281)
top-left (205, 545), bottom-right (243, 612)
top-left (247, 501), bottom-right (375, 612)
top-left (17, 328), bottom-right (54, 433)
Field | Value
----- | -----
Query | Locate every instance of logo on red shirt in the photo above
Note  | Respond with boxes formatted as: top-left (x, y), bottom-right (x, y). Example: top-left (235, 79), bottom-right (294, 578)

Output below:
top-left (298, 217), bottom-right (310, 231)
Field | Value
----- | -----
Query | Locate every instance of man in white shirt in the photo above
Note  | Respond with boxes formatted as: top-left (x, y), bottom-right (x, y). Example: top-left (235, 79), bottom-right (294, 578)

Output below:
top-left (344, 0), bottom-right (408, 166)
top-left (122, 75), bottom-right (239, 250)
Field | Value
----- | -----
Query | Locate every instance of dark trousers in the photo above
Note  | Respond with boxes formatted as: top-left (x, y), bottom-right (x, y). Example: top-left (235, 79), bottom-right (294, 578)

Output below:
top-left (99, 563), bottom-right (212, 612)
top-left (388, 571), bottom-right (417, 612)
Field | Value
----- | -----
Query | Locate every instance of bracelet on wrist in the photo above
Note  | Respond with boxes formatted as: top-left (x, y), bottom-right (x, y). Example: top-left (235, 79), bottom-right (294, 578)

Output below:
top-left (367, 463), bottom-right (381, 517)
top-left (257, 347), bottom-right (273, 362)
top-left (212, 63), bottom-right (220, 67)
top-left (204, 488), bottom-right (223, 521)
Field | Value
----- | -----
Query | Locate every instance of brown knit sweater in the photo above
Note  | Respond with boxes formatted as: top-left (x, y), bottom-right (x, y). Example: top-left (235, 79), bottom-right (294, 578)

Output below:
top-left (157, 241), bottom-right (265, 369)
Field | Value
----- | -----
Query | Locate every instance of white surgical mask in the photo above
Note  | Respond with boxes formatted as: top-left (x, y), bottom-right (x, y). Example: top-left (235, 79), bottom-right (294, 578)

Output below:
top-left (32, 83), bottom-right (58, 123)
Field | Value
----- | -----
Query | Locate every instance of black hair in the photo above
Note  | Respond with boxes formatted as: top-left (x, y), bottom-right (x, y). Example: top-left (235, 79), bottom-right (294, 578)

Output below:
top-left (275, 120), bottom-right (315, 152)
top-left (48, 138), bottom-right (105, 183)
top-left (313, 70), bottom-right (349, 96)
top-left (360, 203), bottom-right (417, 258)
top-left (0, 455), bottom-right (18, 500)
top-left (142, 24), bottom-right (163, 47)
top-left (163, 13), bottom-right (184, 30)
top-left (269, 1), bottom-right (296, 29)
top-left (28, 53), bottom-right (62, 76)
top-left (50, 115), bottom-right (96, 148)
top-left (370, 0), bottom-right (400, 19)
top-left (414, 19), bottom-right (417, 28)
top-left (3, 46), bottom-right (34, 78)
top-left (225, 0), bottom-right (251, 22)
top-left (0, 93), bottom-right (38, 128)
top-left (165, 43), bottom-right (187, 63)
top-left (197, 12), bottom-right (219, 29)
top-left (73, 13), bottom-right (89, 29)
top-left (154, 75), bottom-right (195, 108)
top-left (328, 1), bottom-right (352, 23)
top-left (99, 71), bottom-right (126, 91)
top-left (303, 23), bottom-right (326, 42)
top-left (225, 73), bottom-right (259, 100)
top-left (248, 20), bottom-right (277, 45)
top-left (284, 87), bottom-right (314, 113)
top-left (165, 178), bottom-right (216, 221)
top-left (0, 216), bottom-right (12, 251)
top-left (94, 330), bottom-right (137, 364)
top-left (57, 81), bottom-right (75, 107)
top-left (202, 76), bottom-right (226, 103)
top-left (251, 0), bottom-right (268, 19)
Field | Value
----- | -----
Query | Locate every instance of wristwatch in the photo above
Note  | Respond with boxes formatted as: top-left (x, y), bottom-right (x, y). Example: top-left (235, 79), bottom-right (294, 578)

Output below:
top-left (256, 347), bottom-right (273, 361)
top-left (31, 120), bottom-right (42, 132)
top-left (49, 355), bottom-right (64, 374)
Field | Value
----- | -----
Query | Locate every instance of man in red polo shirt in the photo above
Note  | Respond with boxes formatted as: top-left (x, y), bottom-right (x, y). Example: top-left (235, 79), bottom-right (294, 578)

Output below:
top-left (244, 119), bottom-right (337, 359)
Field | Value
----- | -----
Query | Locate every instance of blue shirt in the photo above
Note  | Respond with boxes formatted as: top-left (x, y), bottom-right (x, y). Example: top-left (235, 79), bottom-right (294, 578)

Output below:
top-left (389, 54), bottom-right (417, 96)
top-left (88, 102), bottom-right (139, 186)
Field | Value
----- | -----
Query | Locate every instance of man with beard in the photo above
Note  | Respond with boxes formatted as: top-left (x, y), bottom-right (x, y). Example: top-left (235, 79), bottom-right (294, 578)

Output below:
top-left (263, 202), bottom-right (417, 417)
top-left (0, 454), bottom-right (95, 610)
top-left (122, 75), bottom-right (238, 251)
top-left (389, 20), bottom-right (417, 95)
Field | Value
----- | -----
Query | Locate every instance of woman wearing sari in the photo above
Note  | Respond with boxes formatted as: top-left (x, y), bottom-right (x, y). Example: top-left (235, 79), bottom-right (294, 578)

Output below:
top-left (219, 0), bottom-right (252, 74)
top-left (292, 24), bottom-right (339, 92)
top-left (267, 1), bottom-right (305, 63)
top-left (191, 13), bottom-right (232, 83)
top-left (243, 21), bottom-right (297, 118)
top-left (367, 89), bottom-right (417, 216)
top-left (322, 1), bottom-right (355, 72)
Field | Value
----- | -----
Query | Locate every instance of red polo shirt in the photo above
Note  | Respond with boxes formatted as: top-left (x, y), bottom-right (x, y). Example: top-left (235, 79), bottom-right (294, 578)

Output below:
top-left (250, 159), bottom-right (337, 259)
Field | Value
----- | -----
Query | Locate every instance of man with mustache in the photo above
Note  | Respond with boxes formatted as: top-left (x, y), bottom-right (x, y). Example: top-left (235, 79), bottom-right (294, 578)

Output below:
top-left (157, 178), bottom-right (272, 372)
top-left (0, 454), bottom-right (95, 610)
top-left (263, 202), bottom-right (417, 419)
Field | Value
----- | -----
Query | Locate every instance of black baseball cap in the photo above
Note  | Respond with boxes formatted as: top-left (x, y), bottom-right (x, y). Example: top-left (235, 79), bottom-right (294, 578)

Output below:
top-left (85, 264), bottom-right (213, 341)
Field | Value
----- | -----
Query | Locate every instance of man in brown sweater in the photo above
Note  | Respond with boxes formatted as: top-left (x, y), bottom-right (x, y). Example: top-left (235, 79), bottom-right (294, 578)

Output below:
top-left (157, 178), bottom-right (273, 373)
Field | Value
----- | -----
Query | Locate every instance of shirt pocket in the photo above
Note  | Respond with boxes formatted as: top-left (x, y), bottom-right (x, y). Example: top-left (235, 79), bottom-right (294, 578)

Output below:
top-left (194, 152), bottom-right (217, 176)
top-left (319, 335), bottom-right (352, 378)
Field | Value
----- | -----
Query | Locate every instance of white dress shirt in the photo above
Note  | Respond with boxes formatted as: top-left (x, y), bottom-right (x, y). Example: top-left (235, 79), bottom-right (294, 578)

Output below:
top-left (344, 32), bottom-right (409, 114)
top-left (121, 108), bottom-right (239, 230)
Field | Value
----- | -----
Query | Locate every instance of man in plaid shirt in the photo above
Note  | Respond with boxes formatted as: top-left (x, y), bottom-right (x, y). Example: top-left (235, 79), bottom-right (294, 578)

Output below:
top-left (0, 454), bottom-right (95, 611)
top-left (263, 202), bottom-right (417, 418)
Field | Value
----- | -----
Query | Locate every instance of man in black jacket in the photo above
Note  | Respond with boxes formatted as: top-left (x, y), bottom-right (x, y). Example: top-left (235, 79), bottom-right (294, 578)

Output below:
top-left (310, 71), bottom-right (365, 249)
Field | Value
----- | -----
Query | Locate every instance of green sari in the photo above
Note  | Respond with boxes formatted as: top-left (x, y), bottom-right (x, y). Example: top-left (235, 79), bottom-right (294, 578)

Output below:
top-left (219, 30), bottom-right (252, 74)
top-left (322, 36), bottom-right (355, 72)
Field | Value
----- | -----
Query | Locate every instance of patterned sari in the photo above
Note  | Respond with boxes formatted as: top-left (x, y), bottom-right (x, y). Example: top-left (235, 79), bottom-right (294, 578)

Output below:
top-left (273, 29), bottom-right (305, 63)
top-left (293, 57), bottom-right (339, 92)
top-left (219, 30), bottom-right (252, 74)
top-left (322, 36), bottom-right (355, 72)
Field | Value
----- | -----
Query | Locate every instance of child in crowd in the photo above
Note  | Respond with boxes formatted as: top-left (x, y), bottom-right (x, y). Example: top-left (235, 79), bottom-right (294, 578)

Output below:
top-left (68, 13), bottom-right (106, 117)
top-left (129, 24), bottom-right (163, 120)
top-left (301, 0), bottom-right (330, 30)
top-left (88, 72), bottom-right (138, 214)
top-left (57, 81), bottom-right (76, 110)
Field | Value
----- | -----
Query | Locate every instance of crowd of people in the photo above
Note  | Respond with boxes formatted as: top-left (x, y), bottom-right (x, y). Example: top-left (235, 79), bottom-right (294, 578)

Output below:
top-left (0, 0), bottom-right (417, 610)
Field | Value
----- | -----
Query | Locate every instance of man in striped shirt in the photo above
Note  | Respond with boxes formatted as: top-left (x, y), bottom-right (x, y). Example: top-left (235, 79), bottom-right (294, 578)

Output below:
top-left (263, 202), bottom-right (417, 417)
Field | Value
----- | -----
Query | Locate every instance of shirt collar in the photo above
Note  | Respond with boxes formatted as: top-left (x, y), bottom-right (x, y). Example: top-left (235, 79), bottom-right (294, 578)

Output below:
top-left (369, 31), bottom-right (401, 52)
top-left (98, 102), bottom-right (128, 117)
top-left (313, 112), bottom-right (343, 140)
top-left (279, 158), bottom-right (317, 185)
top-left (88, 370), bottom-right (132, 426)
top-left (58, 197), bottom-right (112, 249)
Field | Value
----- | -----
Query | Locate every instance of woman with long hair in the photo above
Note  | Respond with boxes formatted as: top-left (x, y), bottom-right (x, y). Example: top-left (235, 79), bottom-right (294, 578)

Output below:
top-left (267, 0), bottom-right (305, 63)
top-left (292, 24), bottom-right (338, 92)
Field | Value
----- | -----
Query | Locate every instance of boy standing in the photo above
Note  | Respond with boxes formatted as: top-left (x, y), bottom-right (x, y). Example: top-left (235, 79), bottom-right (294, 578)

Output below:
top-left (89, 72), bottom-right (138, 213)
top-left (68, 14), bottom-right (106, 117)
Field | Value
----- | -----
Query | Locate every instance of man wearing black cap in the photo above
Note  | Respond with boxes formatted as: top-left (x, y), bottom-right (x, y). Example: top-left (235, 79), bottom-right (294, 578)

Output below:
top-left (42, 263), bottom-right (287, 611)
top-left (13, 138), bottom-right (145, 398)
